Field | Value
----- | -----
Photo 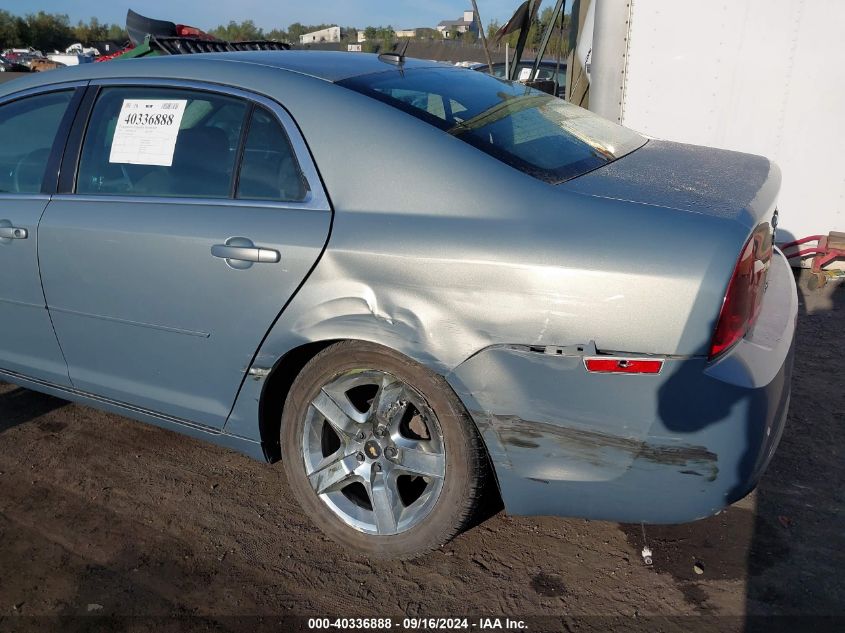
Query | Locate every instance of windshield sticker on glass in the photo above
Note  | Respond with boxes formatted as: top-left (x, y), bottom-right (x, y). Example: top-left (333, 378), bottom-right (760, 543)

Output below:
top-left (109, 99), bottom-right (187, 166)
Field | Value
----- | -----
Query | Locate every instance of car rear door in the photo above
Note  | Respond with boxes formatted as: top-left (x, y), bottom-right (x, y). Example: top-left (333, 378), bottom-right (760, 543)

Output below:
top-left (0, 84), bottom-right (82, 387)
top-left (38, 80), bottom-right (331, 428)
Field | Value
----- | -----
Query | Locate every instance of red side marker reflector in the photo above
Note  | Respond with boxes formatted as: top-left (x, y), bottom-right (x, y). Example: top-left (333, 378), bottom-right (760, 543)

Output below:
top-left (584, 358), bottom-right (663, 374)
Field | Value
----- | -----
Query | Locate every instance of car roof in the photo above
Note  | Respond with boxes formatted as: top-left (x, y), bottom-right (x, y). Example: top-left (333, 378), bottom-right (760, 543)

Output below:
top-left (6, 51), bottom-right (449, 87)
top-left (209, 50), bottom-right (448, 82)
top-left (0, 51), bottom-right (461, 99)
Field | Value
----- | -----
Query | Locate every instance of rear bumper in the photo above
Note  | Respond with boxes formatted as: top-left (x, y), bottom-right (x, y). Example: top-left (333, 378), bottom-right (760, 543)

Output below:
top-left (446, 250), bottom-right (797, 524)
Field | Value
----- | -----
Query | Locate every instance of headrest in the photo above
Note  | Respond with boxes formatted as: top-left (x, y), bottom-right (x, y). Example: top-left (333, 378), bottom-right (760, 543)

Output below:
top-left (172, 127), bottom-right (229, 168)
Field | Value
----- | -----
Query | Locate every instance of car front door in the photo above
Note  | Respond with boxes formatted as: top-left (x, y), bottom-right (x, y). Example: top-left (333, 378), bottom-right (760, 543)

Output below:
top-left (0, 86), bottom-right (80, 387)
top-left (38, 81), bottom-right (331, 428)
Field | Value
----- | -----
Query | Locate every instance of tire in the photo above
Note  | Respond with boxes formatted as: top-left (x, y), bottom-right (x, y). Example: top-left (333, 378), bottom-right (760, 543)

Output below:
top-left (280, 340), bottom-right (488, 558)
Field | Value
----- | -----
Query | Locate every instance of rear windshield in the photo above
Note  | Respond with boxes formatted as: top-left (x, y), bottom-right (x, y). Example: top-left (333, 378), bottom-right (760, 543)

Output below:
top-left (338, 66), bottom-right (646, 184)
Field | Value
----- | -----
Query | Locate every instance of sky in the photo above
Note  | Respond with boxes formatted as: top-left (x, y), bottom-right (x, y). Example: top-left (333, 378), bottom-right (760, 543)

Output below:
top-left (4, 0), bottom-right (533, 31)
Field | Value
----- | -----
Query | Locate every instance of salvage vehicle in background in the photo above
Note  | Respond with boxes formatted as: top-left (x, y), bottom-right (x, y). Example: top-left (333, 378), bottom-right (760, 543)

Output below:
top-left (95, 9), bottom-right (290, 62)
top-left (0, 57), bottom-right (31, 73)
top-left (2, 48), bottom-right (44, 62)
top-left (27, 58), bottom-right (65, 73)
top-left (471, 60), bottom-right (567, 98)
top-left (2, 52), bottom-right (45, 70)
top-left (0, 51), bottom-right (795, 558)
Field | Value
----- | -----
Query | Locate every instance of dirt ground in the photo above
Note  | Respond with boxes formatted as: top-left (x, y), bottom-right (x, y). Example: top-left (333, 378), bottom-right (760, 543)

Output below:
top-left (0, 272), bottom-right (842, 633)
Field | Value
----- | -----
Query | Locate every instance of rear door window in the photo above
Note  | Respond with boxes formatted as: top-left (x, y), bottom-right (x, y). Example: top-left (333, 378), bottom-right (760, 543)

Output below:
top-left (0, 90), bottom-right (73, 194)
top-left (77, 87), bottom-right (247, 198)
top-left (236, 106), bottom-right (309, 202)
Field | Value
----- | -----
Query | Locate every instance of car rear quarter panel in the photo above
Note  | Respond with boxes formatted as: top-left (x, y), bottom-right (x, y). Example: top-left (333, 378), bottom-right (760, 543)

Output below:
top-left (445, 249), bottom-right (796, 522)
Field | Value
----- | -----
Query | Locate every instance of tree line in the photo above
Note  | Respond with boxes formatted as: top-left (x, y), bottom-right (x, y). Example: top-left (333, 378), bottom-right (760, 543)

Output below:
top-left (1, 9), bottom-right (571, 58)
top-left (486, 7), bottom-right (572, 57)
top-left (0, 11), bottom-right (127, 52)
top-left (208, 21), bottom-right (349, 44)
top-left (0, 11), bottom-right (357, 50)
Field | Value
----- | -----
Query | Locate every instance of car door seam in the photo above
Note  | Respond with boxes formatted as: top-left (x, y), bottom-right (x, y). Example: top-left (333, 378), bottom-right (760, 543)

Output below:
top-left (221, 112), bottom-right (337, 430)
top-left (36, 84), bottom-right (94, 390)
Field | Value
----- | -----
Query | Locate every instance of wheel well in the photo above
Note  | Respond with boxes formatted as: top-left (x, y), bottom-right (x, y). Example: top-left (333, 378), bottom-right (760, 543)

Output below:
top-left (258, 338), bottom-right (504, 515)
top-left (259, 340), bottom-right (338, 462)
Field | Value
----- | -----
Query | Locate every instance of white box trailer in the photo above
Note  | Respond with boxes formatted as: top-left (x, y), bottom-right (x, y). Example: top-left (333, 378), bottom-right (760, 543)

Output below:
top-left (571, 0), bottom-right (845, 266)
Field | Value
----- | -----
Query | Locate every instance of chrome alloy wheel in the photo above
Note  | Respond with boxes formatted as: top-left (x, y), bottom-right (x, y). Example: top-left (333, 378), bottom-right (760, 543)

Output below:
top-left (301, 369), bottom-right (447, 535)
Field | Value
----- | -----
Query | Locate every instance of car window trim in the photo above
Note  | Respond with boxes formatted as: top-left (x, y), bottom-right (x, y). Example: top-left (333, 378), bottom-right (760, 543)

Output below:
top-left (235, 104), bottom-right (312, 204)
top-left (73, 84), bottom-right (246, 201)
top-left (0, 80), bottom-right (89, 198)
top-left (65, 78), bottom-right (329, 212)
top-left (49, 193), bottom-right (327, 210)
top-left (0, 80), bottom-right (90, 107)
top-left (44, 86), bottom-right (92, 195)
top-left (230, 101), bottom-right (255, 199)
top-left (58, 85), bottom-right (100, 195)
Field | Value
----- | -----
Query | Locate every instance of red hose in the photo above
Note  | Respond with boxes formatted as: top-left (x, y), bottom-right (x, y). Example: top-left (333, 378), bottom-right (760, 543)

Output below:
top-left (783, 248), bottom-right (822, 259)
top-left (779, 235), bottom-right (823, 250)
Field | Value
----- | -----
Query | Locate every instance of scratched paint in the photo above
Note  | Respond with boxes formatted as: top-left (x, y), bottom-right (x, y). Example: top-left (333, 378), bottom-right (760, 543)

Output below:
top-left (484, 414), bottom-right (719, 482)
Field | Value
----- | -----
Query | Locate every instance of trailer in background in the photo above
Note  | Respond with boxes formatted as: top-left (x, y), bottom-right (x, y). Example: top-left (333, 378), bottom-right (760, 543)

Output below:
top-left (568, 0), bottom-right (845, 270)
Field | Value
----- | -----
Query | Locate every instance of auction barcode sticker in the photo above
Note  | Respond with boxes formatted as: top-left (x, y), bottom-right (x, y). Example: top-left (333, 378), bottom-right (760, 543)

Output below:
top-left (109, 99), bottom-right (187, 166)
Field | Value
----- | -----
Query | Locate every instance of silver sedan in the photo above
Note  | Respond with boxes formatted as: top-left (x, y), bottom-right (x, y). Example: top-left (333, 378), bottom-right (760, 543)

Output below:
top-left (0, 51), bottom-right (796, 558)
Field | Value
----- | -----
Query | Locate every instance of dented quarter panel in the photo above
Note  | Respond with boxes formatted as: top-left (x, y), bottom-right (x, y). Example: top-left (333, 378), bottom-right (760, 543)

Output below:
top-left (450, 348), bottom-right (722, 484)
top-left (445, 252), bottom-right (797, 523)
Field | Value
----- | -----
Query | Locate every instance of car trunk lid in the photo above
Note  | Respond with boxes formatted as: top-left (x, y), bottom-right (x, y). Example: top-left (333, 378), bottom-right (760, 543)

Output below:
top-left (561, 139), bottom-right (780, 231)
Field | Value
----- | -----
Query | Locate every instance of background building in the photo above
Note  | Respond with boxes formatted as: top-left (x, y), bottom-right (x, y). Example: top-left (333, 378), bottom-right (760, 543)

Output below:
top-left (300, 26), bottom-right (342, 44)
top-left (436, 10), bottom-right (478, 38)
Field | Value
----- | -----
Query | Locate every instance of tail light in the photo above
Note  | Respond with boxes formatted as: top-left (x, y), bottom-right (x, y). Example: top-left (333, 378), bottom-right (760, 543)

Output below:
top-left (709, 223), bottom-right (773, 360)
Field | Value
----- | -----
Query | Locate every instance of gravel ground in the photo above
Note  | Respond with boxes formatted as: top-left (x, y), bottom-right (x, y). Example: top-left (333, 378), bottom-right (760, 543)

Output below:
top-left (0, 272), bottom-right (842, 633)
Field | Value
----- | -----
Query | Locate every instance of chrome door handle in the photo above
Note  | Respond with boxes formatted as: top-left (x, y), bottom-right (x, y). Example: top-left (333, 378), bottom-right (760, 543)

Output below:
top-left (211, 244), bottom-right (280, 263)
top-left (211, 237), bottom-right (280, 269)
top-left (0, 226), bottom-right (27, 239)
